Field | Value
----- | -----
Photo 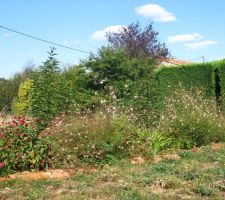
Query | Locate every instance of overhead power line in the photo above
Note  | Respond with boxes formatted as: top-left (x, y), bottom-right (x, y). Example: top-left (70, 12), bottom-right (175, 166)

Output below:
top-left (0, 25), bottom-right (90, 54)
top-left (189, 56), bottom-right (205, 63)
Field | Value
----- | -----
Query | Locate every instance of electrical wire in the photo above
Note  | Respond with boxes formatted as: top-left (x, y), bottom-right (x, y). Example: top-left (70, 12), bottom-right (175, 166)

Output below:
top-left (0, 25), bottom-right (90, 54)
top-left (189, 56), bottom-right (205, 62)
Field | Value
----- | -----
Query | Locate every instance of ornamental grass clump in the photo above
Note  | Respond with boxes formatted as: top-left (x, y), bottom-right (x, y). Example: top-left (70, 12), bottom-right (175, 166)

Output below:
top-left (0, 115), bottom-right (51, 175)
top-left (158, 88), bottom-right (225, 149)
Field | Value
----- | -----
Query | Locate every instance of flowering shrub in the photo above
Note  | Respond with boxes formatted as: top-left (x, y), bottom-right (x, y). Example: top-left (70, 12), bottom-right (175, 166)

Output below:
top-left (158, 88), bottom-right (225, 149)
top-left (0, 115), bottom-right (51, 175)
top-left (48, 109), bottom-right (141, 167)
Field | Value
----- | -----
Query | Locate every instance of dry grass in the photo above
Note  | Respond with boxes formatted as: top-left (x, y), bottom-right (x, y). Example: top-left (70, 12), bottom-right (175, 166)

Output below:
top-left (1, 143), bottom-right (225, 200)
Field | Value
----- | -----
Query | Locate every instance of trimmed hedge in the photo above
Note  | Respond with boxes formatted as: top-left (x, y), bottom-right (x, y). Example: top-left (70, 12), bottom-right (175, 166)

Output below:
top-left (215, 60), bottom-right (225, 110)
top-left (155, 62), bottom-right (216, 99)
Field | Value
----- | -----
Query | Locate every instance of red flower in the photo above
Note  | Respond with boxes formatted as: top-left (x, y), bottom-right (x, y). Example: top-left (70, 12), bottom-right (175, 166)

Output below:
top-left (0, 162), bottom-right (4, 169)
top-left (19, 119), bottom-right (25, 125)
top-left (0, 133), bottom-right (4, 138)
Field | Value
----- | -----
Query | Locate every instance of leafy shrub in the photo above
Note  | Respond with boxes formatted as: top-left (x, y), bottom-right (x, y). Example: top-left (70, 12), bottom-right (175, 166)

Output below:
top-left (158, 88), bottom-right (225, 149)
top-left (0, 115), bottom-right (50, 175)
top-left (81, 47), bottom-right (163, 126)
top-left (63, 66), bottom-right (97, 111)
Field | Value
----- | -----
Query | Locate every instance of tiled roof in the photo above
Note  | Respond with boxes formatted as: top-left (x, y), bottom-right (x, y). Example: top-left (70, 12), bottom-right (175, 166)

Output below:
top-left (160, 57), bottom-right (191, 66)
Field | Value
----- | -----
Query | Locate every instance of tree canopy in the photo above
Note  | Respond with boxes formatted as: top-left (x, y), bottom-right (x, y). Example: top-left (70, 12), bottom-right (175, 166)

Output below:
top-left (106, 22), bottom-right (169, 59)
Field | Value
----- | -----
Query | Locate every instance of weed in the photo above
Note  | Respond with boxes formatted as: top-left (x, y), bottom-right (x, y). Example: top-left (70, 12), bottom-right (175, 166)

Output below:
top-left (182, 171), bottom-right (200, 181)
top-left (149, 131), bottom-right (172, 157)
top-left (178, 150), bottom-right (197, 160)
top-left (114, 188), bottom-right (148, 200)
top-left (195, 184), bottom-right (217, 197)
top-left (164, 177), bottom-right (182, 189)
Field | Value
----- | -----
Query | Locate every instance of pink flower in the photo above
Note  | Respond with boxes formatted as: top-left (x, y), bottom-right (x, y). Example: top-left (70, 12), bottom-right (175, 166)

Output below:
top-left (0, 133), bottom-right (4, 138)
top-left (0, 162), bottom-right (4, 169)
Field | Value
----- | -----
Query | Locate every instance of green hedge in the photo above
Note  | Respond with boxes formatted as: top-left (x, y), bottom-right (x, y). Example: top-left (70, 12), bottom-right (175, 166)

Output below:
top-left (155, 63), bottom-right (215, 99)
top-left (215, 60), bottom-right (225, 110)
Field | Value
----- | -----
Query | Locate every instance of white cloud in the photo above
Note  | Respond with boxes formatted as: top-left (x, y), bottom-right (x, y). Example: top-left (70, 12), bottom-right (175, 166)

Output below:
top-left (184, 40), bottom-right (218, 50)
top-left (91, 25), bottom-right (126, 41)
top-left (168, 33), bottom-right (203, 43)
top-left (135, 4), bottom-right (176, 22)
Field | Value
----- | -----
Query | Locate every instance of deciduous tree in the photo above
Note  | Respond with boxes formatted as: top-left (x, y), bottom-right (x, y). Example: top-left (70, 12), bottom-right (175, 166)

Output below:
top-left (106, 22), bottom-right (169, 59)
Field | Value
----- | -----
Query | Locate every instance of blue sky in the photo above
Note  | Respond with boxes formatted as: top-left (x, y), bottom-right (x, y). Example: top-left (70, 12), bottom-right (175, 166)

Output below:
top-left (1, 0), bottom-right (225, 78)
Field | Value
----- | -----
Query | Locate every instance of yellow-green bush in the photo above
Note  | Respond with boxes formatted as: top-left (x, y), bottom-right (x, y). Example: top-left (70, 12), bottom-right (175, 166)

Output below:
top-left (12, 78), bottom-right (33, 115)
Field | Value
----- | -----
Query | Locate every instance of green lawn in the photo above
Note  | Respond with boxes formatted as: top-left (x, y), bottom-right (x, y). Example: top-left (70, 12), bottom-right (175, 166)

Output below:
top-left (1, 143), bottom-right (225, 200)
